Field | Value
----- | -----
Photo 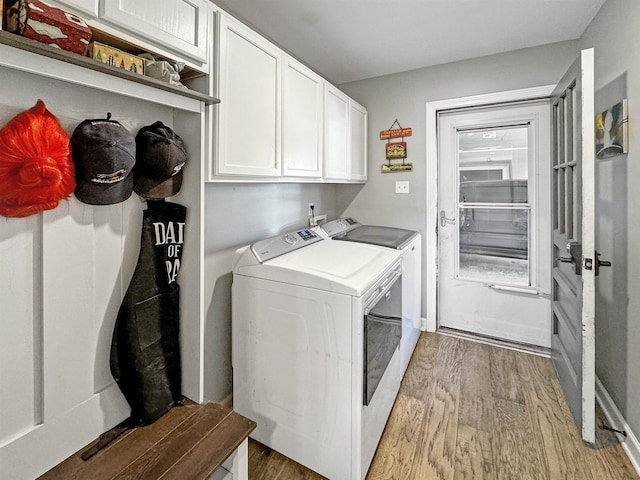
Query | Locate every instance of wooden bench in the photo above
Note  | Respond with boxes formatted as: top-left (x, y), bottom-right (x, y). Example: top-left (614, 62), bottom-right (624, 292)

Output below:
top-left (38, 402), bottom-right (256, 480)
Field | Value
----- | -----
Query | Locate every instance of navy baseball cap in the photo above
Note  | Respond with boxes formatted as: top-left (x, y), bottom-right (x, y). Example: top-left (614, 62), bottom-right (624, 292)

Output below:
top-left (71, 115), bottom-right (136, 205)
top-left (133, 121), bottom-right (187, 200)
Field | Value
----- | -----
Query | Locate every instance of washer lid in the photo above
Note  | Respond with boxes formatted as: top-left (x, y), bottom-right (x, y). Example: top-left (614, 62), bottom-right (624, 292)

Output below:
top-left (335, 225), bottom-right (418, 250)
top-left (234, 240), bottom-right (401, 296)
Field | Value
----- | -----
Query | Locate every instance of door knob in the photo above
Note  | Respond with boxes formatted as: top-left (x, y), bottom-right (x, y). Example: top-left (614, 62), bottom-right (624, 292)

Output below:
top-left (595, 251), bottom-right (611, 276)
top-left (440, 210), bottom-right (456, 228)
top-left (556, 256), bottom-right (573, 263)
top-left (558, 242), bottom-right (582, 275)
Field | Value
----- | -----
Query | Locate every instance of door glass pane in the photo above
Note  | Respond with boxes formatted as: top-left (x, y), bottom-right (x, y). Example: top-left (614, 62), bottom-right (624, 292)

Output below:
top-left (458, 207), bottom-right (530, 285)
top-left (458, 125), bottom-right (529, 203)
top-left (558, 167), bottom-right (566, 234)
top-left (457, 124), bottom-right (531, 286)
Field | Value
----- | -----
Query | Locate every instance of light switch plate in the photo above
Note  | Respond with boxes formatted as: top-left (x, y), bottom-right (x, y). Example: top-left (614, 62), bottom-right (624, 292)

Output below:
top-left (395, 181), bottom-right (410, 194)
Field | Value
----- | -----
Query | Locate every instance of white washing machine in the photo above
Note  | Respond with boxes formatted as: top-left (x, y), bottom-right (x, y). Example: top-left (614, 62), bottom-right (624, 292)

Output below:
top-left (318, 218), bottom-right (422, 376)
top-left (232, 228), bottom-right (403, 480)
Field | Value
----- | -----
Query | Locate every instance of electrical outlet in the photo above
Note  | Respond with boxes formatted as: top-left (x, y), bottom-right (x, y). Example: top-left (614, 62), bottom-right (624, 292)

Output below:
top-left (308, 203), bottom-right (315, 216)
top-left (395, 181), bottom-right (410, 194)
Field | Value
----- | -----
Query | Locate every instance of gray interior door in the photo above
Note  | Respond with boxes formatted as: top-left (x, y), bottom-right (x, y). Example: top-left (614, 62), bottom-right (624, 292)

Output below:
top-left (550, 48), bottom-right (596, 443)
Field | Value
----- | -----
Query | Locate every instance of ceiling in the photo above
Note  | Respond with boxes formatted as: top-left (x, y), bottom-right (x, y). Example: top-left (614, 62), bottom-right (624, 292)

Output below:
top-left (213, 0), bottom-right (606, 85)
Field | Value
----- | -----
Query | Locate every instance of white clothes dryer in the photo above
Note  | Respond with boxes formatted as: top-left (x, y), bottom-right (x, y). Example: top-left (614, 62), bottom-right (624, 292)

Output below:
top-left (318, 218), bottom-right (422, 376)
top-left (232, 228), bottom-right (403, 480)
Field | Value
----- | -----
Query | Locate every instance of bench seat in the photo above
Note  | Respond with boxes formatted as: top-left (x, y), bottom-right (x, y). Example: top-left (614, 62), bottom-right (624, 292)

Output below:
top-left (38, 402), bottom-right (256, 480)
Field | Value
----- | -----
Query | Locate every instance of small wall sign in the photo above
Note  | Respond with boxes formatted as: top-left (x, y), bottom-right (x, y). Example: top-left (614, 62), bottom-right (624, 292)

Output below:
top-left (380, 127), bottom-right (412, 140)
top-left (382, 163), bottom-right (413, 173)
top-left (386, 142), bottom-right (407, 160)
top-left (381, 120), bottom-right (413, 173)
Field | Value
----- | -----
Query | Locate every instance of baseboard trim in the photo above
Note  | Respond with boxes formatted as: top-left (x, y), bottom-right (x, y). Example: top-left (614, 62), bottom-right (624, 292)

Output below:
top-left (219, 393), bottom-right (233, 409)
top-left (423, 316), bottom-right (436, 332)
top-left (596, 376), bottom-right (640, 476)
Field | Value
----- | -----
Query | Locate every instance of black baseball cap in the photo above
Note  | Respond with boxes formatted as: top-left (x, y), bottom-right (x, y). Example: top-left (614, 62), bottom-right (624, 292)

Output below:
top-left (133, 121), bottom-right (187, 200)
top-left (71, 115), bottom-right (136, 205)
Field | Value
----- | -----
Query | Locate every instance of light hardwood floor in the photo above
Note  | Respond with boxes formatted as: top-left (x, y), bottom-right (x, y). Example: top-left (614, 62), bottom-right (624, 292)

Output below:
top-left (247, 332), bottom-right (639, 480)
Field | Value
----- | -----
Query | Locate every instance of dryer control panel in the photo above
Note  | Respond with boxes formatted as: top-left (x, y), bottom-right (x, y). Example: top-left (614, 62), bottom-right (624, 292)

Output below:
top-left (251, 228), bottom-right (322, 263)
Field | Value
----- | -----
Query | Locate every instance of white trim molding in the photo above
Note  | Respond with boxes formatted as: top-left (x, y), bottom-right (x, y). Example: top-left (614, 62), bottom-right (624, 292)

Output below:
top-left (596, 376), bottom-right (640, 476)
top-left (424, 85), bottom-right (555, 332)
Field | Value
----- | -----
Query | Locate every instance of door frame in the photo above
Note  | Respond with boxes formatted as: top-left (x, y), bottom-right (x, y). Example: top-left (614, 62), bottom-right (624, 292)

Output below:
top-left (424, 85), bottom-right (555, 331)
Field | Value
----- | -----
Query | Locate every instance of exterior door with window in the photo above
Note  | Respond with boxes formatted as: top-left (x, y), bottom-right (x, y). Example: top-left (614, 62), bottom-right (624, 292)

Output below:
top-left (437, 102), bottom-right (551, 347)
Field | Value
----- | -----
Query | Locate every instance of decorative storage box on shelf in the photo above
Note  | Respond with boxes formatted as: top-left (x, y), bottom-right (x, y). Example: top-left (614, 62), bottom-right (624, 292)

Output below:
top-left (2, 0), bottom-right (92, 55)
top-left (87, 40), bottom-right (144, 75)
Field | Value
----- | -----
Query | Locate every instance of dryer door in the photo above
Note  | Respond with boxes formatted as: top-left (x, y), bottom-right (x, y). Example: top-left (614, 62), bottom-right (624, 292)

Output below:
top-left (363, 271), bottom-right (402, 405)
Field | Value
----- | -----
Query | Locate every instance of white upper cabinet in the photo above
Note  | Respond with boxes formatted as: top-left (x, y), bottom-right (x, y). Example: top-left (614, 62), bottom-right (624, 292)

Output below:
top-left (324, 87), bottom-right (368, 182)
top-left (50, 0), bottom-right (99, 16)
top-left (349, 100), bottom-right (367, 182)
top-left (324, 84), bottom-right (350, 180)
top-left (216, 13), bottom-right (281, 177)
top-left (209, 9), bottom-right (366, 183)
top-left (282, 55), bottom-right (324, 178)
top-left (100, 0), bottom-right (209, 63)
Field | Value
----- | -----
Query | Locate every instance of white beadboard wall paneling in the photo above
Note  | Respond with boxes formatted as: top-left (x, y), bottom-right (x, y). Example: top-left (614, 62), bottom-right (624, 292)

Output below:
top-left (173, 106), bottom-right (207, 402)
top-left (91, 200), bottom-right (137, 393)
top-left (1, 383), bottom-right (128, 480)
top-left (42, 200), bottom-right (96, 419)
top-left (0, 52), bottom-right (203, 477)
top-left (0, 214), bottom-right (42, 446)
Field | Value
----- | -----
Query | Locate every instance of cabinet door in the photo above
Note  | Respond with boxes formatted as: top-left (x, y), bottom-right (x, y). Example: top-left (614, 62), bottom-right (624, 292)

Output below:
top-left (324, 84), bottom-right (349, 180)
top-left (283, 55), bottom-right (323, 178)
top-left (349, 100), bottom-right (367, 182)
top-left (100, 0), bottom-right (209, 62)
top-left (49, 0), bottom-right (99, 16)
top-left (217, 14), bottom-right (281, 177)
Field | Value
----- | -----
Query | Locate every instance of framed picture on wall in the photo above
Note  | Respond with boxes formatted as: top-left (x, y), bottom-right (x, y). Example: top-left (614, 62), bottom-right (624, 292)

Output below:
top-left (595, 99), bottom-right (628, 158)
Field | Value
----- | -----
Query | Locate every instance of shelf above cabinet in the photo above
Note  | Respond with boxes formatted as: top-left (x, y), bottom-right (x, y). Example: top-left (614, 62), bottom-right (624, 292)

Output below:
top-left (0, 30), bottom-right (219, 107)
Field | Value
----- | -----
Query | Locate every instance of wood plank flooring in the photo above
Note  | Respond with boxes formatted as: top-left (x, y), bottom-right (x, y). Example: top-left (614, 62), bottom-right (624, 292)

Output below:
top-left (248, 332), bottom-right (638, 480)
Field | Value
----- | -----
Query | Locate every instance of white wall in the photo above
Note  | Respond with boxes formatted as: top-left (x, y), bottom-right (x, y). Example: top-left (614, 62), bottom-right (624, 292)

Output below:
top-left (579, 0), bottom-right (640, 441)
top-left (338, 40), bottom-right (579, 320)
